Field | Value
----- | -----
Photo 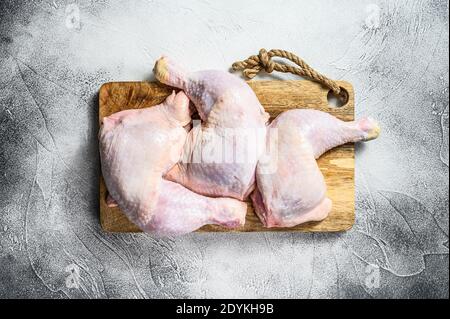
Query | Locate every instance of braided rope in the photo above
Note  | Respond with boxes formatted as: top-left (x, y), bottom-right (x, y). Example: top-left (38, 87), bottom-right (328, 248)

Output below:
top-left (232, 49), bottom-right (344, 99)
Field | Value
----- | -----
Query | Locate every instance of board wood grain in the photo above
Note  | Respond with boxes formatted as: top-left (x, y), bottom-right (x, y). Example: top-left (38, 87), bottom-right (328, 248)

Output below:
top-left (99, 80), bottom-right (355, 233)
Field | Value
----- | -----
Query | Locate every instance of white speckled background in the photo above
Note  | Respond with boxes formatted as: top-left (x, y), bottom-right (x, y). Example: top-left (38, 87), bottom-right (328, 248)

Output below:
top-left (0, 0), bottom-right (448, 298)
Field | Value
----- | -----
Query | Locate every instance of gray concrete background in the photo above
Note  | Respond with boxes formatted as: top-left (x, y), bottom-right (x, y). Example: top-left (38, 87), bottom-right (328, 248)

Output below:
top-left (0, 0), bottom-right (448, 298)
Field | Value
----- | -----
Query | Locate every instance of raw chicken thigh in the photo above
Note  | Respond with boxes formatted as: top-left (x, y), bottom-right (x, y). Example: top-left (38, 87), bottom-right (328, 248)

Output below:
top-left (99, 91), bottom-right (247, 236)
top-left (252, 109), bottom-right (380, 227)
top-left (154, 57), bottom-right (269, 200)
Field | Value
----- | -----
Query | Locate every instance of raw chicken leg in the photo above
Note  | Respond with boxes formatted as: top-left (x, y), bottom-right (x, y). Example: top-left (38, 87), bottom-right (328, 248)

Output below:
top-left (252, 109), bottom-right (380, 227)
top-left (99, 91), bottom-right (247, 236)
top-left (154, 57), bottom-right (269, 200)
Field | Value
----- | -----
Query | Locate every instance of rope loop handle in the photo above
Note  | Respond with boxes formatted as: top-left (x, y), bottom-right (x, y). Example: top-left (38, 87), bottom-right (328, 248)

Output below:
top-left (232, 49), bottom-right (345, 100)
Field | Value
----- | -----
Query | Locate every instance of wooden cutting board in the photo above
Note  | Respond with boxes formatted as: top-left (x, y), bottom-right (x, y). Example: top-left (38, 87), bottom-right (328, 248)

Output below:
top-left (99, 80), bottom-right (355, 233)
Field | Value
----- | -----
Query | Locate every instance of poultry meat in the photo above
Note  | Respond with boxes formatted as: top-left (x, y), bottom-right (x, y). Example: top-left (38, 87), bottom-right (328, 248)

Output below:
top-left (154, 57), bottom-right (269, 200)
top-left (251, 109), bottom-right (380, 227)
top-left (99, 91), bottom-right (247, 236)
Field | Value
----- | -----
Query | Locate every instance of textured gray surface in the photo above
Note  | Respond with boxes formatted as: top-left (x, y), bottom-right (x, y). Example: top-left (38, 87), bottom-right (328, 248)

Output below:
top-left (0, 0), bottom-right (448, 299)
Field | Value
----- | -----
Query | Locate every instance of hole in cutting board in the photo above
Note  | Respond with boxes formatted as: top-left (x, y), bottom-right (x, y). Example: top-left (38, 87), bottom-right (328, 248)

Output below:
top-left (327, 87), bottom-right (349, 108)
